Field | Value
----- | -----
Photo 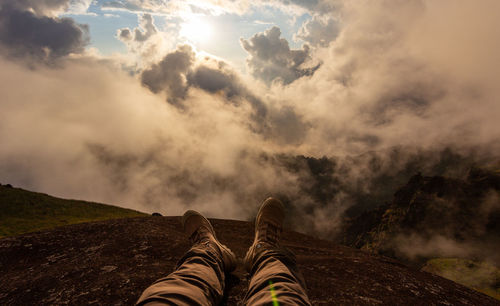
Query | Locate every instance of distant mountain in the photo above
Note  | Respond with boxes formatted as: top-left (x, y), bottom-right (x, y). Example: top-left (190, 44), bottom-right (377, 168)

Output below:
top-left (268, 148), bottom-right (486, 236)
top-left (342, 167), bottom-right (500, 259)
top-left (1, 217), bottom-right (497, 305)
top-left (0, 184), bottom-right (147, 238)
top-left (340, 167), bottom-right (500, 299)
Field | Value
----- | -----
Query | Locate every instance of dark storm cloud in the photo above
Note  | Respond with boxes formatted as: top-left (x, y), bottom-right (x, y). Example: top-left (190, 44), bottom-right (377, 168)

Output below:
top-left (240, 26), bottom-right (320, 85)
top-left (0, 4), bottom-right (89, 61)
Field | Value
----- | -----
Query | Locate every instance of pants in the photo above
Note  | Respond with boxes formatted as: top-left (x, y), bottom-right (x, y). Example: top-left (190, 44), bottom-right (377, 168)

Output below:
top-left (136, 241), bottom-right (311, 305)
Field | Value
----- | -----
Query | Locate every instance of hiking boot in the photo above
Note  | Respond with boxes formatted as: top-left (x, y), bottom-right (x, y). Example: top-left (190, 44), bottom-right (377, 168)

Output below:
top-left (182, 210), bottom-right (237, 272)
top-left (244, 197), bottom-right (285, 272)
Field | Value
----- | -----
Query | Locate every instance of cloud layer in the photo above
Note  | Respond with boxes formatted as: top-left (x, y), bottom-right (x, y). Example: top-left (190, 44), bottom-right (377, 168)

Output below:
top-left (1, 0), bottom-right (500, 242)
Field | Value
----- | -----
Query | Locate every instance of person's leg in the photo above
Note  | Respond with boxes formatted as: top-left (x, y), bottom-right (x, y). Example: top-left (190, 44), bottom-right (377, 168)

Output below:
top-left (136, 211), bottom-right (236, 306)
top-left (243, 198), bottom-right (312, 305)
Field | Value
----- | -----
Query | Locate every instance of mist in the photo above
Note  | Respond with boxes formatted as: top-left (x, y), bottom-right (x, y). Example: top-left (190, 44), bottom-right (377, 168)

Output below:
top-left (1, 0), bottom-right (500, 242)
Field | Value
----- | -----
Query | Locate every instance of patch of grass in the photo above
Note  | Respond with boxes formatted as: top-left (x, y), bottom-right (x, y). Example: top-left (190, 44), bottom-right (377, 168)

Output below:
top-left (423, 258), bottom-right (500, 300)
top-left (0, 185), bottom-right (147, 238)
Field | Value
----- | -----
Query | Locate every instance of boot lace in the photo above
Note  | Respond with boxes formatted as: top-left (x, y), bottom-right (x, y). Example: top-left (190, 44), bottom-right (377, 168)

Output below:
top-left (259, 222), bottom-right (281, 246)
top-left (189, 227), bottom-right (211, 245)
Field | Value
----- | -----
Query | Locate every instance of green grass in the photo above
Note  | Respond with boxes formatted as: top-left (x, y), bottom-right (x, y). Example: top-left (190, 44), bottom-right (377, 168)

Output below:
top-left (423, 258), bottom-right (500, 300)
top-left (0, 185), bottom-right (147, 238)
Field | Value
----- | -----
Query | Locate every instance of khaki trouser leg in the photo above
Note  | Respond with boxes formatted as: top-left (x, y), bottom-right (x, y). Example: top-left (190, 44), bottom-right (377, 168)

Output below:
top-left (244, 248), bottom-right (312, 306)
top-left (136, 241), bottom-right (225, 306)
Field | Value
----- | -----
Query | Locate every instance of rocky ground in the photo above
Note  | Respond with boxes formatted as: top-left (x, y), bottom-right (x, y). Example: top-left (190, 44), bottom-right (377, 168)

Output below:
top-left (0, 216), bottom-right (498, 305)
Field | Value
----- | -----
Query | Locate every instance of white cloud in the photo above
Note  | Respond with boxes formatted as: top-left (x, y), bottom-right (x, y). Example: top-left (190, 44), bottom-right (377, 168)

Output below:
top-left (67, 0), bottom-right (93, 14)
top-left (241, 26), bottom-right (320, 85)
top-left (295, 14), bottom-right (340, 47)
top-left (116, 13), bottom-right (173, 67)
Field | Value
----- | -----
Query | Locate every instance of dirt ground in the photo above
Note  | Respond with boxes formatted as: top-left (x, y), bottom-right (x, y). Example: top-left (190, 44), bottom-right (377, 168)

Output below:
top-left (0, 216), bottom-right (498, 305)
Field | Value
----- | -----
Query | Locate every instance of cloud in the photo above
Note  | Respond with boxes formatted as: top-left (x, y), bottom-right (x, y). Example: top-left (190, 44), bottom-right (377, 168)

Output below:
top-left (269, 0), bottom-right (500, 157)
top-left (102, 0), bottom-right (144, 12)
top-left (140, 45), bottom-right (261, 110)
top-left (140, 45), bottom-right (311, 144)
top-left (295, 14), bottom-right (340, 47)
top-left (241, 26), bottom-right (320, 85)
top-left (67, 0), bottom-right (93, 14)
top-left (273, 0), bottom-right (339, 14)
top-left (0, 0), bottom-right (69, 16)
top-left (141, 44), bottom-right (194, 104)
top-left (394, 234), bottom-right (475, 260)
top-left (117, 13), bottom-right (171, 67)
top-left (118, 13), bottom-right (156, 43)
top-left (100, 0), bottom-right (339, 15)
top-left (187, 58), bottom-right (268, 119)
top-left (0, 3), bottom-right (89, 62)
top-left (389, 187), bottom-right (500, 263)
top-left (0, 56), bottom-right (310, 220)
top-left (102, 0), bottom-right (189, 15)
top-left (116, 13), bottom-right (179, 70)
top-left (1, 0), bottom-right (500, 250)
top-left (185, 61), bottom-right (309, 146)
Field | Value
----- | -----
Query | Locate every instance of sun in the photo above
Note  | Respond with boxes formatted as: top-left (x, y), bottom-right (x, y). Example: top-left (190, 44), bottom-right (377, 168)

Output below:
top-left (180, 17), bottom-right (213, 43)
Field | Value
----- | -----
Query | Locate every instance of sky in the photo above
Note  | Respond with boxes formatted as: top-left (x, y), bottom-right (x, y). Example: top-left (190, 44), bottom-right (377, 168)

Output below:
top-left (1, 0), bottom-right (500, 238)
top-left (64, 0), bottom-right (311, 67)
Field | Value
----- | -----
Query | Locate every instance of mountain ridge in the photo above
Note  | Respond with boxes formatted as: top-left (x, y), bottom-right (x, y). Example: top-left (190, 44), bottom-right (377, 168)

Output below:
top-left (340, 167), bottom-right (500, 300)
top-left (341, 167), bottom-right (500, 261)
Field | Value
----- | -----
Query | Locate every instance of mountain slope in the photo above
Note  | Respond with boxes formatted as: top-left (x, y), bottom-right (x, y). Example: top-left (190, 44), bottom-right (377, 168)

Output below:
top-left (0, 184), bottom-right (147, 238)
top-left (342, 168), bottom-right (500, 260)
top-left (341, 168), bottom-right (500, 300)
top-left (1, 217), bottom-right (498, 305)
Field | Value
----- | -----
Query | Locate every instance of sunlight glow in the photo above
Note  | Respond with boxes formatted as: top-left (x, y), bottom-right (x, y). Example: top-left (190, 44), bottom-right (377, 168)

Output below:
top-left (180, 17), bottom-right (213, 43)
